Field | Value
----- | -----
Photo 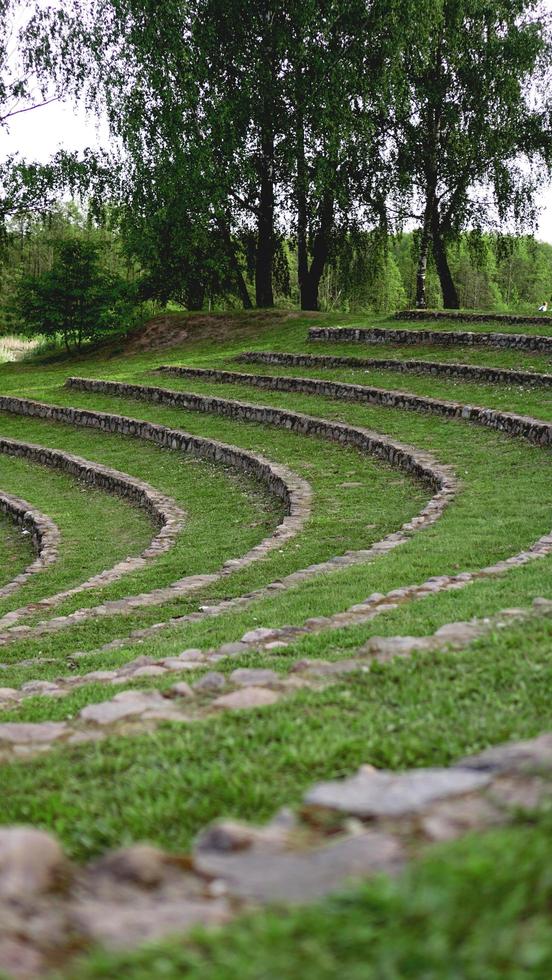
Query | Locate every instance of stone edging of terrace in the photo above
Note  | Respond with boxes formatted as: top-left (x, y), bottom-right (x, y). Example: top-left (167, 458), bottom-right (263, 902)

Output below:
top-left (234, 350), bottom-right (552, 388)
top-left (0, 593), bottom-right (544, 708)
top-left (0, 397), bottom-right (312, 643)
top-left (66, 376), bottom-right (455, 495)
top-left (395, 308), bottom-right (552, 326)
top-left (51, 369), bottom-right (552, 659)
top-left (0, 436), bottom-right (187, 628)
top-left (0, 491), bottom-right (60, 600)
top-left (309, 325), bottom-right (552, 353)
top-left (59, 503), bottom-right (552, 666)
top-left (1, 601), bottom-right (552, 977)
top-left (152, 365), bottom-right (552, 447)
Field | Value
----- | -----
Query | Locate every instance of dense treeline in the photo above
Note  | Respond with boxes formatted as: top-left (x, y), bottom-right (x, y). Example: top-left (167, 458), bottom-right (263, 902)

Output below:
top-left (2, 207), bottom-right (552, 326)
top-left (1, 0), bottom-right (552, 322)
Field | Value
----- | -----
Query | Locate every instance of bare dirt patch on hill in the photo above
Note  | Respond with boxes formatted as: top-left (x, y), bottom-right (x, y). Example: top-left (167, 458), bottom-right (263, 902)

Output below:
top-left (126, 310), bottom-right (317, 353)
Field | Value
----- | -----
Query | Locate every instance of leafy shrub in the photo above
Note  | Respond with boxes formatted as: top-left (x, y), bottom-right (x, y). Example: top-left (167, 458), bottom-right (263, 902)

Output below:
top-left (11, 239), bottom-right (141, 351)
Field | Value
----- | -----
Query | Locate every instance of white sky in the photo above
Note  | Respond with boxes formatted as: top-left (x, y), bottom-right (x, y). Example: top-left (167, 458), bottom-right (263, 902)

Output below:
top-left (1, 15), bottom-right (552, 243)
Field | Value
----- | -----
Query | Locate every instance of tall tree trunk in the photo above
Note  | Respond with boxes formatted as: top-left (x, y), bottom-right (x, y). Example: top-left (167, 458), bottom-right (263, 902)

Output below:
top-left (415, 199), bottom-right (433, 309)
top-left (234, 266), bottom-right (253, 309)
top-left (431, 221), bottom-right (459, 308)
top-left (416, 38), bottom-right (444, 311)
top-left (255, 120), bottom-right (275, 308)
top-left (300, 190), bottom-right (334, 311)
top-left (295, 86), bottom-right (334, 312)
top-left (296, 92), bottom-right (310, 309)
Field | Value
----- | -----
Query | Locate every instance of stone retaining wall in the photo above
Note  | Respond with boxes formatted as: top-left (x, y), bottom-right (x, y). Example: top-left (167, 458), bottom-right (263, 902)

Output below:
top-left (0, 395), bottom-right (313, 641)
top-left (0, 490), bottom-right (59, 600)
top-left (0, 394), bottom-right (299, 517)
top-left (308, 326), bottom-right (552, 353)
top-left (66, 377), bottom-right (453, 493)
top-left (234, 350), bottom-right (552, 388)
top-left (395, 309), bottom-right (552, 326)
top-left (0, 436), bottom-right (187, 623)
top-left (152, 367), bottom-right (552, 448)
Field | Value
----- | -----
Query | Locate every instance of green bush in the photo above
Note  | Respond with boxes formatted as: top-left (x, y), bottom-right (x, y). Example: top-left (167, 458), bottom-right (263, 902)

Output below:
top-left (11, 239), bottom-right (141, 352)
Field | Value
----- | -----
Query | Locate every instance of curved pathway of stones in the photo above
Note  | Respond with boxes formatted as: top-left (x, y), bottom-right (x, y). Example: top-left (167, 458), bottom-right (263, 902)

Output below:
top-left (1, 598), bottom-right (552, 978)
top-left (234, 349), bottom-right (552, 388)
top-left (0, 491), bottom-right (60, 600)
top-left (0, 390), bottom-right (454, 647)
top-left (0, 590), bottom-right (548, 757)
top-left (0, 399), bottom-right (313, 644)
top-left (0, 436), bottom-right (186, 628)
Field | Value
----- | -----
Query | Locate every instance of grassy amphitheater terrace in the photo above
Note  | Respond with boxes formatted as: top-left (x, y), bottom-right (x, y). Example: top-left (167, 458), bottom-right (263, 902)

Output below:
top-left (2, 309), bottom-right (552, 978)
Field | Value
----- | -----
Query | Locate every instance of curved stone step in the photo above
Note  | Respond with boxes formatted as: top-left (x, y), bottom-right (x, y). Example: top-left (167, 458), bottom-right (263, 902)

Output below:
top-left (233, 350), bottom-right (552, 388)
top-left (0, 491), bottom-right (60, 600)
top-left (395, 309), bottom-right (552, 326)
top-left (309, 325), bottom-right (552, 353)
top-left (0, 437), bottom-right (186, 628)
top-left (151, 366), bottom-right (552, 447)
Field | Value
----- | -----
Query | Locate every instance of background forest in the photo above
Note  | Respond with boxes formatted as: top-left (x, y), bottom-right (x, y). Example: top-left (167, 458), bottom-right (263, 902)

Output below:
top-left (1, 0), bottom-right (552, 345)
top-left (1, 207), bottom-right (552, 335)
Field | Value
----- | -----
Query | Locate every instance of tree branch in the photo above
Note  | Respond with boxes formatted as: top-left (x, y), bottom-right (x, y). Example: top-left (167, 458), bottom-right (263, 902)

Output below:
top-left (0, 95), bottom-right (61, 125)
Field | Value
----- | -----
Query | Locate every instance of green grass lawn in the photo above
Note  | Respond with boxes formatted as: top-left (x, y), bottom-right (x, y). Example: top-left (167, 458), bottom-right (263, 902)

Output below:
top-left (1, 309), bottom-right (552, 978)
top-left (2, 612), bottom-right (552, 859)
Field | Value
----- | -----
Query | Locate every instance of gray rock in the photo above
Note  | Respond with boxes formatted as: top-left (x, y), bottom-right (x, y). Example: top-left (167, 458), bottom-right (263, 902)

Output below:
top-left (0, 687), bottom-right (18, 701)
top-left (0, 721), bottom-right (67, 744)
top-left (178, 649), bottom-right (204, 660)
top-left (193, 831), bottom-right (402, 902)
top-left (433, 622), bottom-right (484, 646)
top-left (160, 658), bottom-right (196, 671)
top-left (131, 665), bottom-right (167, 678)
top-left (20, 680), bottom-right (59, 693)
top-left (229, 668), bottom-right (279, 686)
top-left (0, 827), bottom-right (69, 898)
top-left (82, 670), bottom-right (118, 682)
top-left (217, 642), bottom-right (250, 656)
top-left (212, 687), bottom-right (280, 711)
top-left (458, 732), bottom-right (552, 773)
top-left (305, 766), bottom-right (491, 817)
top-left (240, 627), bottom-right (276, 644)
top-left (193, 672), bottom-right (226, 693)
top-left (80, 690), bottom-right (170, 726)
top-left (359, 636), bottom-right (432, 658)
top-left (170, 682), bottom-right (194, 699)
top-left (72, 895), bottom-right (230, 949)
